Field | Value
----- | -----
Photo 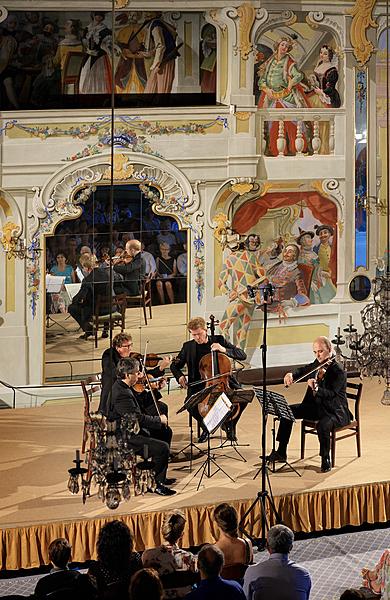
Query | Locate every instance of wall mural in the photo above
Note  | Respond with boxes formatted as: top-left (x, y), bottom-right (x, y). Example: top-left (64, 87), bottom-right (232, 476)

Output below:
top-left (215, 191), bottom-right (338, 349)
top-left (254, 23), bottom-right (342, 156)
top-left (1, 10), bottom-right (217, 110)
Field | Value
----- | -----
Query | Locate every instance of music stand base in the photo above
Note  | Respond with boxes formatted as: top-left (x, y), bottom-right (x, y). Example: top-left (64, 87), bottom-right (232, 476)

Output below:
top-left (191, 454), bottom-right (235, 491)
top-left (239, 487), bottom-right (282, 551)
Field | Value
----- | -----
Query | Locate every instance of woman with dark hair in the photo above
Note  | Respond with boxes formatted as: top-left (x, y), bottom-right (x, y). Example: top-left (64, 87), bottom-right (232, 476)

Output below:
top-left (49, 251), bottom-right (76, 313)
top-left (309, 45), bottom-right (341, 108)
top-left (213, 503), bottom-right (253, 567)
top-left (87, 520), bottom-right (142, 598)
top-left (142, 509), bottom-right (197, 597)
top-left (129, 568), bottom-right (163, 600)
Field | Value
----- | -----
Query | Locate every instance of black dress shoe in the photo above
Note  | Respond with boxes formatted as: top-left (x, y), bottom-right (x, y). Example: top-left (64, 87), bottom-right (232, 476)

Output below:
top-left (154, 484), bottom-right (177, 496)
top-left (266, 450), bottom-right (287, 463)
top-left (101, 330), bottom-right (109, 339)
top-left (321, 456), bottom-right (332, 472)
top-left (198, 431), bottom-right (208, 443)
top-left (164, 478), bottom-right (177, 486)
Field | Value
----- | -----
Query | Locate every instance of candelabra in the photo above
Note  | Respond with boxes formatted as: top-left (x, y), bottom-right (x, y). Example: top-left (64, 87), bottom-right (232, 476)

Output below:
top-left (2, 237), bottom-right (42, 260)
top-left (68, 415), bottom-right (156, 509)
top-left (333, 271), bottom-right (390, 405)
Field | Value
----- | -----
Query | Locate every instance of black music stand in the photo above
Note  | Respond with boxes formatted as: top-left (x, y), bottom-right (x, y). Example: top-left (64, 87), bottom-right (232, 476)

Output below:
top-left (189, 392), bottom-right (235, 491)
top-left (239, 282), bottom-right (282, 550)
top-left (173, 384), bottom-right (219, 470)
top-left (253, 388), bottom-right (301, 478)
top-left (215, 388), bottom-right (254, 462)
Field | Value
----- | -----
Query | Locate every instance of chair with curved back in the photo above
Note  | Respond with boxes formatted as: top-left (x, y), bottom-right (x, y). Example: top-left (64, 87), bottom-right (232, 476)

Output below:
top-left (300, 380), bottom-right (363, 467)
top-left (80, 374), bottom-right (102, 454)
top-left (91, 293), bottom-right (127, 348)
top-left (126, 275), bottom-right (153, 325)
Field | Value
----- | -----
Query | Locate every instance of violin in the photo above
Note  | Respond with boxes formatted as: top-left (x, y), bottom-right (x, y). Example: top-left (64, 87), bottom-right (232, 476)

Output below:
top-left (130, 352), bottom-right (172, 370)
top-left (132, 373), bottom-right (167, 394)
top-left (284, 356), bottom-right (336, 388)
top-left (197, 315), bottom-right (232, 418)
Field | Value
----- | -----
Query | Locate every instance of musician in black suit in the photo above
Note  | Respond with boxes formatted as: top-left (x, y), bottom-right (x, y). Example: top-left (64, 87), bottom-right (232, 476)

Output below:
top-left (267, 336), bottom-right (351, 472)
top-left (170, 316), bottom-right (247, 443)
top-left (107, 356), bottom-right (176, 496)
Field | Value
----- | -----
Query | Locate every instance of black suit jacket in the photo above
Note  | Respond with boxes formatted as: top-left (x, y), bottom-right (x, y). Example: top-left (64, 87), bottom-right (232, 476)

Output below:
top-left (170, 334), bottom-right (246, 396)
top-left (34, 569), bottom-right (93, 598)
top-left (113, 252), bottom-right (145, 295)
top-left (293, 358), bottom-right (351, 426)
top-left (107, 378), bottom-right (162, 434)
top-left (72, 267), bottom-right (112, 308)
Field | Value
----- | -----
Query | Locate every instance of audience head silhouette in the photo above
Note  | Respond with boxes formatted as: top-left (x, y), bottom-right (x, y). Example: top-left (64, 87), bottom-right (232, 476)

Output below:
top-left (97, 520), bottom-right (134, 574)
top-left (198, 544), bottom-right (224, 579)
top-left (213, 503), bottom-right (239, 537)
top-left (129, 568), bottom-right (163, 600)
top-left (48, 538), bottom-right (72, 569)
top-left (267, 524), bottom-right (294, 554)
top-left (161, 509), bottom-right (186, 544)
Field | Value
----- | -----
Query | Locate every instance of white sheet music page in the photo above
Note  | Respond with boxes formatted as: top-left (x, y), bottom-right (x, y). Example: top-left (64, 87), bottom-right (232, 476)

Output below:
top-left (203, 392), bottom-right (232, 433)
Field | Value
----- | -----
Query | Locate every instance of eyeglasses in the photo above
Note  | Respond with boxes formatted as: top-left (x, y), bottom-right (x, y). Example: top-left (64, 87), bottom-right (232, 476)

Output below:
top-left (120, 344), bottom-right (133, 349)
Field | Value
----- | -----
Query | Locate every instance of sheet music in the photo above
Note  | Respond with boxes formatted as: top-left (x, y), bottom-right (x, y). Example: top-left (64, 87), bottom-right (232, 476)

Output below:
top-left (64, 283), bottom-right (81, 301)
top-left (46, 274), bottom-right (65, 293)
top-left (203, 392), bottom-right (232, 434)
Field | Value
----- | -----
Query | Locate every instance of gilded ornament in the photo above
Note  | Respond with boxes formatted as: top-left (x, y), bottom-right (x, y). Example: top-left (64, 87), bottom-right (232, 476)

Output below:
top-left (231, 182), bottom-right (254, 195)
top-left (115, 0), bottom-right (129, 7)
top-left (103, 154), bottom-right (134, 181)
top-left (348, 0), bottom-right (378, 66)
top-left (337, 220), bottom-right (344, 237)
top-left (1, 221), bottom-right (20, 252)
top-left (237, 2), bottom-right (255, 60)
top-left (235, 111), bottom-right (251, 121)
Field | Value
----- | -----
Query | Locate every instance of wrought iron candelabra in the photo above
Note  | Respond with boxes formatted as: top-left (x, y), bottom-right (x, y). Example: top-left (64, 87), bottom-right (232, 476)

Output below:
top-left (67, 415), bottom-right (156, 509)
top-left (333, 269), bottom-right (390, 405)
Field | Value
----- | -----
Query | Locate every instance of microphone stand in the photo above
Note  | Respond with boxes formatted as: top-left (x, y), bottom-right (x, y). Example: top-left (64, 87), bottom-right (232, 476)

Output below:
top-left (239, 282), bottom-right (282, 550)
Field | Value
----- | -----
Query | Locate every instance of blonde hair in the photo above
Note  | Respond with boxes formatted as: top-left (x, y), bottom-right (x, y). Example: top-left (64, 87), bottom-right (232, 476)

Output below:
top-left (79, 254), bottom-right (97, 270)
top-left (126, 239), bottom-right (141, 252)
top-left (188, 317), bottom-right (206, 331)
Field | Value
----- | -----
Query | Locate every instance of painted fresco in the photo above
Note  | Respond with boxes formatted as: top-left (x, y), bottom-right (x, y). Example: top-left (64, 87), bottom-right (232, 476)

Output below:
top-left (0, 11), bottom-right (216, 110)
top-left (254, 24), bottom-right (342, 156)
top-left (217, 192), bottom-right (338, 348)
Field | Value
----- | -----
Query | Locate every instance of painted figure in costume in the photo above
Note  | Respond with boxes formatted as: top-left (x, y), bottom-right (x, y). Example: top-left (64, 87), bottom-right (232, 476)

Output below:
top-left (200, 24), bottom-right (217, 94)
top-left (257, 37), bottom-right (309, 155)
top-left (266, 243), bottom-right (310, 310)
top-left (313, 224), bottom-right (337, 302)
top-left (114, 12), bottom-right (147, 94)
top-left (218, 235), bottom-right (266, 349)
top-left (143, 12), bottom-right (179, 94)
top-left (296, 228), bottom-right (321, 304)
top-left (308, 45), bottom-right (340, 108)
top-left (79, 12), bottom-right (112, 94)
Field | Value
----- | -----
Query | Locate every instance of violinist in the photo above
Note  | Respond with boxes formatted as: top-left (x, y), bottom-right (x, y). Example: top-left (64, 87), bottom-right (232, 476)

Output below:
top-left (171, 316), bottom-right (247, 443)
top-left (113, 239), bottom-right (145, 295)
top-left (267, 336), bottom-right (351, 473)
top-left (98, 332), bottom-right (171, 416)
top-left (107, 357), bottom-right (176, 496)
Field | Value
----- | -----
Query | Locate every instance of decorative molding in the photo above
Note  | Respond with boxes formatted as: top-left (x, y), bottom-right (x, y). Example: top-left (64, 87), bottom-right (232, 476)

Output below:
top-left (254, 10), bottom-right (297, 42)
top-left (305, 11), bottom-right (344, 44)
top-left (235, 111), bottom-right (251, 121)
top-left (312, 179), bottom-right (345, 225)
top-left (115, 0), bottom-right (129, 7)
top-left (237, 2), bottom-right (256, 60)
top-left (207, 9), bottom-right (228, 32)
top-left (230, 182), bottom-right (254, 195)
top-left (348, 0), bottom-right (378, 66)
top-left (0, 221), bottom-right (20, 254)
top-left (28, 152), bottom-right (206, 311)
top-left (0, 6), bottom-right (7, 23)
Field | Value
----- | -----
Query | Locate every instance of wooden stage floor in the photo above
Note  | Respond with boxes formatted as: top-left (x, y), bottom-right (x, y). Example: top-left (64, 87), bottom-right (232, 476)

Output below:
top-left (1, 378), bottom-right (389, 569)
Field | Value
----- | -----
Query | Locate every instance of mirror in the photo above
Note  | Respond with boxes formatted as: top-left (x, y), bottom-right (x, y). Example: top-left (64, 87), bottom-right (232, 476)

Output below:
top-left (349, 274), bottom-right (371, 302)
top-left (44, 184), bottom-right (188, 382)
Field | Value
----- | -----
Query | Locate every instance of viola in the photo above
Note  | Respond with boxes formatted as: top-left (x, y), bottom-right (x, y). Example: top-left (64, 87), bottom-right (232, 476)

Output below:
top-left (197, 315), bottom-right (232, 418)
top-left (132, 374), bottom-right (167, 394)
top-left (130, 352), bottom-right (171, 369)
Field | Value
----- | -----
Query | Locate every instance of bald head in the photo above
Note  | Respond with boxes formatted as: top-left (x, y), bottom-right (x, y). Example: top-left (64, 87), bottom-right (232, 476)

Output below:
top-left (126, 239), bottom-right (142, 256)
top-left (313, 336), bottom-right (332, 363)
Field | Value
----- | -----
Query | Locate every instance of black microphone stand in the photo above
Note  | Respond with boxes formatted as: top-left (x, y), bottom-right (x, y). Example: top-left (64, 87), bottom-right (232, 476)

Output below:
top-left (239, 282), bottom-right (282, 550)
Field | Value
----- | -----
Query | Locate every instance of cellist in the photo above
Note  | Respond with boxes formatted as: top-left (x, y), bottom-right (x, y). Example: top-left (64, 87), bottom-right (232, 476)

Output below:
top-left (171, 316), bottom-right (247, 443)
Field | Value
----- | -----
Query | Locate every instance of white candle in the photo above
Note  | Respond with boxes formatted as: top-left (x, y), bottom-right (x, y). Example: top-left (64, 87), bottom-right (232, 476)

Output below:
top-left (337, 327), bottom-right (341, 337)
top-left (349, 315), bottom-right (352, 327)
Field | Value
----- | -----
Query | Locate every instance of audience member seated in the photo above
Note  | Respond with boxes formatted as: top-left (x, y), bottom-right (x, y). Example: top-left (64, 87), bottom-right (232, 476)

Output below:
top-left (141, 242), bottom-right (157, 278)
top-left (49, 251), bottom-right (76, 314)
top-left (142, 509), bottom-right (197, 598)
top-left (157, 219), bottom-right (177, 248)
top-left (34, 538), bottom-right (94, 599)
top-left (75, 246), bottom-right (93, 281)
top-left (213, 503), bottom-right (253, 575)
top-left (129, 568), bottom-right (164, 600)
top-left (176, 243), bottom-right (187, 302)
top-left (156, 243), bottom-right (177, 304)
top-left (184, 544), bottom-right (245, 600)
top-left (113, 239), bottom-right (145, 296)
top-left (362, 548), bottom-right (390, 598)
top-left (87, 520), bottom-right (142, 599)
top-left (243, 524), bottom-right (311, 600)
top-left (68, 254), bottom-right (113, 340)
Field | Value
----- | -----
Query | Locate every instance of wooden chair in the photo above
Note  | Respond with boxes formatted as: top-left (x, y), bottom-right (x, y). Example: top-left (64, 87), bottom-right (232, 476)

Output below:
top-left (92, 293), bottom-right (127, 348)
top-left (300, 380), bottom-right (363, 467)
top-left (80, 375), bottom-right (102, 454)
top-left (126, 276), bottom-right (153, 325)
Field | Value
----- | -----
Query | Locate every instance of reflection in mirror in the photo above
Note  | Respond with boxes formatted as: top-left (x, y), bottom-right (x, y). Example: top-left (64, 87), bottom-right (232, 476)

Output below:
top-left (349, 274), bottom-right (371, 302)
top-left (45, 184), bottom-right (188, 382)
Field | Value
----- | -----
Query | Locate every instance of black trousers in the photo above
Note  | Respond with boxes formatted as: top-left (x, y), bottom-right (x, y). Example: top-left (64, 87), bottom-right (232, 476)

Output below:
top-left (68, 302), bottom-right (93, 333)
top-left (139, 399), bottom-right (172, 446)
top-left (277, 401), bottom-right (341, 458)
top-left (128, 434), bottom-right (169, 484)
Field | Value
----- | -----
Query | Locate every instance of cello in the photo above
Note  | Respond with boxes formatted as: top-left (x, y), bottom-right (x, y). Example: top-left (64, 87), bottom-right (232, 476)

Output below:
top-left (197, 315), bottom-right (232, 418)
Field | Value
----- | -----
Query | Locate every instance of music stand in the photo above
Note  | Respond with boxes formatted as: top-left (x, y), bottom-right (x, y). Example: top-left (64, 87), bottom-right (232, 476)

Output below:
top-left (189, 391), bottom-right (235, 491)
top-left (215, 388), bottom-right (254, 462)
top-left (173, 384), bottom-right (219, 470)
top-left (45, 275), bottom-right (68, 331)
top-left (253, 388), bottom-right (301, 478)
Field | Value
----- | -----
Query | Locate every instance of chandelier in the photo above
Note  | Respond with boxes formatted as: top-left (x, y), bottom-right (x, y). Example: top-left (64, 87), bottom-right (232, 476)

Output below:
top-left (67, 416), bottom-right (157, 509)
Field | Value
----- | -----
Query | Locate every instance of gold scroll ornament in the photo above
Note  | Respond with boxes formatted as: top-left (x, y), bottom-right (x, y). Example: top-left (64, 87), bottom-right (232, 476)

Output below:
top-left (349, 0), bottom-right (378, 66)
